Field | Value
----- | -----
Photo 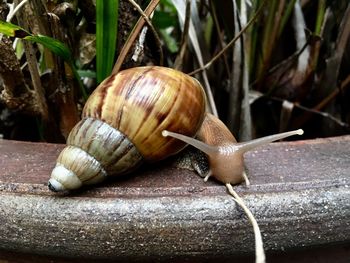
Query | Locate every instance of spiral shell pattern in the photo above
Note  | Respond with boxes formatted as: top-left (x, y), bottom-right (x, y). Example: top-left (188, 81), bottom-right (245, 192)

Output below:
top-left (49, 66), bottom-right (206, 191)
top-left (83, 66), bottom-right (206, 160)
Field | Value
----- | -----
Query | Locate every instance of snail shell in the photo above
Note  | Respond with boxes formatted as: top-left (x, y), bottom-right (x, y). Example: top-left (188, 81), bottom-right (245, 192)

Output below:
top-left (49, 66), bottom-right (206, 191)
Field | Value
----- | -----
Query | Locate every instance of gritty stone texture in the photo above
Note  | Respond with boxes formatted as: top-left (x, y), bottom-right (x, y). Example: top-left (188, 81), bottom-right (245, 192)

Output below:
top-left (0, 136), bottom-right (349, 261)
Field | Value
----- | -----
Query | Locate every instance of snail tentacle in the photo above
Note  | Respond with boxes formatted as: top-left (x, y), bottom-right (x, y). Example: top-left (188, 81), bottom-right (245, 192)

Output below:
top-left (236, 129), bottom-right (304, 154)
top-left (162, 130), bottom-right (218, 156)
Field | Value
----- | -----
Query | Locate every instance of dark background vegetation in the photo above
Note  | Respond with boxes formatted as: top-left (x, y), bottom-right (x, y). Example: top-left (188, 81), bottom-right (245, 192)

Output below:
top-left (0, 0), bottom-right (349, 143)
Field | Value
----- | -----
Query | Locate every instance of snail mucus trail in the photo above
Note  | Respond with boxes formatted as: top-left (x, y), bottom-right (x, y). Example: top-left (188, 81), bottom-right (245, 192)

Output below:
top-left (49, 66), bottom-right (304, 263)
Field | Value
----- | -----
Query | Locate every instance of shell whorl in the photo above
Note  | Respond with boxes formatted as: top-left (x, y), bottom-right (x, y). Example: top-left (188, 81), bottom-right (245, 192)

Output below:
top-left (49, 118), bottom-right (143, 191)
top-left (67, 117), bottom-right (143, 175)
top-left (83, 66), bottom-right (206, 160)
top-left (49, 66), bottom-right (206, 191)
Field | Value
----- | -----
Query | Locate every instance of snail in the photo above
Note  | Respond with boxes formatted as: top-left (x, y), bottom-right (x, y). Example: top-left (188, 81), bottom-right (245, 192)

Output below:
top-left (48, 66), bottom-right (206, 192)
top-left (48, 65), bottom-right (304, 263)
top-left (49, 65), bottom-right (303, 192)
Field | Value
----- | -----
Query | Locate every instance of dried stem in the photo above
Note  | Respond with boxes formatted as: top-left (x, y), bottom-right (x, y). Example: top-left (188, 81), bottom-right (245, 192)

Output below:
top-left (189, 0), bottom-right (266, 76)
top-left (208, 0), bottom-right (230, 76)
top-left (226, 183), bottom-right (265, 263)
top-left (174, 0), bottom-right (191, 71)
top-left (127, 0), bottom-right (163, 65)
top-left (15, 0), bottom-right (48, 121)
top-left (6, 0), bottom-right (28, 22)
top-left (112, 0), bottom-right (160, 74)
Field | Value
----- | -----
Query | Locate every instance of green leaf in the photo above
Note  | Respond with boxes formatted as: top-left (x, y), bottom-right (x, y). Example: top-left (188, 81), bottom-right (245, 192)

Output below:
top-left (159, 29), bottom-right (178, 53)
top-left (25, 35), bottom-right (73, 63)
top-left (96, 0), bottom-right (119, 83)
top-left (153, 10), bottom-right (177, 29)
top-left (0, 21), bottom-right (72, 65)
top-left (77, 69), bottom-right (96, 79)
top-left (159, 0), bottom-right (177, 13)
top-left (0, 20), bottom-right (30, 38)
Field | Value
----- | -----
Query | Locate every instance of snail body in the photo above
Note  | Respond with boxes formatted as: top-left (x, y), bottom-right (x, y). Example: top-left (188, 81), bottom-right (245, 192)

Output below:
top-left (163, 113), bottom-right (304, 185)
top-left (49, 66), bottom-right (206, 191)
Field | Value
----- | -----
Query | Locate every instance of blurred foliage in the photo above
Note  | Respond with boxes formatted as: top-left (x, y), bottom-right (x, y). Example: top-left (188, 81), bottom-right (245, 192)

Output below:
top-left (153, 0), bottom-right (350, 139)
top-left (153, 0), bottom-right (179, 53)
top-left (0, 0), bottom-right (348, 142)
top-left (0, 20), bottom-right (87, 98)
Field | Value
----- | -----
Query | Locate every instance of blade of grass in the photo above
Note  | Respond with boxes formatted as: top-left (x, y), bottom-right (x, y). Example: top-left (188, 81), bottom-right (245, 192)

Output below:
top-left (257, 0), bottom-right (284, 84)
top-left (96, 0), bottom-right (119, 83)
top-left (310, 0), bottom-right (326, 70)
top-left (278, 0), bottom-right (296, 38)
top-left (315, 0), bottom-right (326, 35)
top-left (26, 34), bottom-right (72, 62)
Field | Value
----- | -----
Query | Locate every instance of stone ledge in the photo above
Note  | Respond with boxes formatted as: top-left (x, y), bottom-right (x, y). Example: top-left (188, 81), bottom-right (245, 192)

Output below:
top-left (0, 136), bottom-right (349, 261)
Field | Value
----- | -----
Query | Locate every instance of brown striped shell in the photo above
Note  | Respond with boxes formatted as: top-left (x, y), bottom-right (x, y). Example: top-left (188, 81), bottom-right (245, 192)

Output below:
top-left (48, 66), bottom-right (206, 191)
